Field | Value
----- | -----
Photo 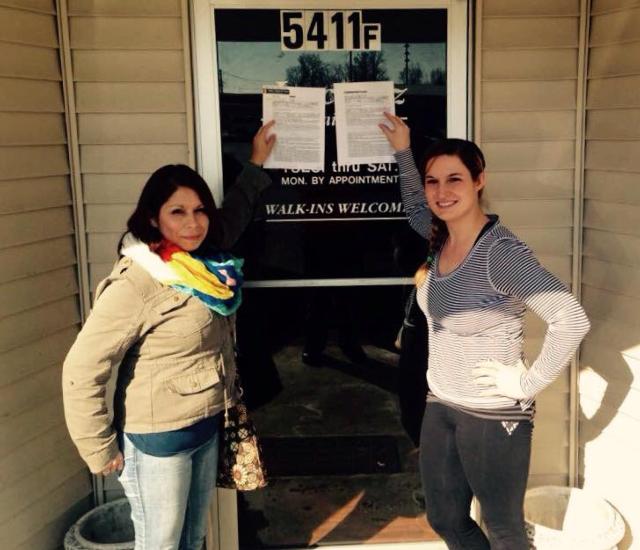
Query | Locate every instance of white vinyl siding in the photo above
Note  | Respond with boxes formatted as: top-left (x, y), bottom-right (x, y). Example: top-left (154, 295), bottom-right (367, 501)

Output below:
top-left (0, 2), bottom-right (91, 549)
top-left (479, 0), bottom-right (582, 488)
top-left (3, 0), bottom-right (639, 548)
top-left (65, 0), bottom-right (193, 499)
top-left (66, 0), bottom-right (193, 294)
top-left (580, 1), bottom-right (640, 547)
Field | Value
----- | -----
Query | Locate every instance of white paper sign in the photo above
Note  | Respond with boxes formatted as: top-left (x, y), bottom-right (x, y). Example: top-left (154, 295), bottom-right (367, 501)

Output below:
top-left (333, 81), bottom-right (395, 167)
top-left (262, 86), bottom-right (326, 171)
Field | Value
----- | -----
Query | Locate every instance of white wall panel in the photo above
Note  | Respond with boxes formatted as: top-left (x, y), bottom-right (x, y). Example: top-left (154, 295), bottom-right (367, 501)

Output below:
top-left (74, 82), bottom-right (186, 113)
top-left (69, 16), bottom-right (181, 49)
top-left (482, 111), bottom-right (576, 141)
top-left (0, 0), bottom-right (55, 12)
top-left (583, 229), bottom-right (640, 267)
top-left (0, 236), bottom-right (76, 284)
top-left (82, 173), bottom-right (146, 203)
top-left (587, 75), bottom-right (640, 107)
top-left (486, 198), bottom-right (574, 228)
top-left (583, 200), bottom-right (640, 236)
top-left (0, 77), bottom-right (63, 112)
top-left (0, 42), bottom-right (61, 80)
top-left (483, 49), bottom-right (578, 81)
top-left (0, 5), bottom-right (57, 46)
top-left (483, 141), bottom-right (575, 170)
top-left (582, 258), bottom-right (640, 295)
top-left (483, 80), bottom-right (577, 111)
top-left (73, 50), bottom-right (183, 82)
top-left (483, 0), bottom-right (579, 16)
top-left (483, 18), bottom-right (578, 49)
top-left (589, 43), bottom-right (640, 78)
top-left (0, 6), bottom-right (91, 548)
top-left (486, 170), bottom-right (574, 200)
top-left (0, 327), bottom-right (77, 386)
top-left (478, 1), bottom-right (583, 501)
top-left (590, 7), bottom-right (640, 44)
top-left (581, 5), bottom-right (640, 543)
top-left (586, 108), bottom-right (640, 138)
top-left (80, 144), bottom-right (188, 173)
top-left (78, 113), bottom-right (187, 144)
top-left (592, 0), bottom-right (640, 12)
top-left (0, 113), bottom-right (66, 146)
top-left (67, 0), bottom-right (180, 17)
top-left (0, 176), bottom-right (70, 213)
top-left (585, 170), bottom-right (640, 203)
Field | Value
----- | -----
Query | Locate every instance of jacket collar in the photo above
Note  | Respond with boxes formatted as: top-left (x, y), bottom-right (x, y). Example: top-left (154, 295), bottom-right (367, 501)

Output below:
top-left (120, 233), bottom-right (177, 283)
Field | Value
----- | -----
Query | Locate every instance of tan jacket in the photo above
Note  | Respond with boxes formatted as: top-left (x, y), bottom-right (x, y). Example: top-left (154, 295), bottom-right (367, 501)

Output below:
top-left (62, 257), bottom-right (237, 473)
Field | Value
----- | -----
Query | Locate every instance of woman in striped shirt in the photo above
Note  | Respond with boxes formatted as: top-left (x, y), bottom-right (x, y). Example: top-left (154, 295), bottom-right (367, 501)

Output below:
top-left (380, 113), bottom-right (590, 550)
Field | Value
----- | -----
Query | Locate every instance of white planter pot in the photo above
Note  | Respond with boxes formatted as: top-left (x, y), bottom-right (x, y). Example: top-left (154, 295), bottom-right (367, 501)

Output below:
top-left (524, 486), bottom-right (624, 550)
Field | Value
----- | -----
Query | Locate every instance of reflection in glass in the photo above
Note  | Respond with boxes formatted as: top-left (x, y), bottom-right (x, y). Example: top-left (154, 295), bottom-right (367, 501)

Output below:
top-left (216, 8), bottom-right (448, 548)
top-left (215, 9), bottom-right (447, 281)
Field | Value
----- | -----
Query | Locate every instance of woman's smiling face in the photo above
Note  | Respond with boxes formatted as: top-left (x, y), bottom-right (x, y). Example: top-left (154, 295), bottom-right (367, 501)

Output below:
top-left (424, 154), bottom-right (485, 223)
top-left (154, 186), bottom-right (210, 251)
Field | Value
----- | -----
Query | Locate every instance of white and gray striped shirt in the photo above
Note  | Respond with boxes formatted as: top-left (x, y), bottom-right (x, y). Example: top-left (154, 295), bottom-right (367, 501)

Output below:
top-left (396, 148), bottom-right (590, 413)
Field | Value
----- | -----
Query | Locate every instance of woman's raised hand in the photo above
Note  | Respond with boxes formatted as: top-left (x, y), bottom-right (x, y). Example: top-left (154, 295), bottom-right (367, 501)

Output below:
top-left (379, 112), bottom-right (410, 152)
top-left (250, 120), bottom-right (276, 167)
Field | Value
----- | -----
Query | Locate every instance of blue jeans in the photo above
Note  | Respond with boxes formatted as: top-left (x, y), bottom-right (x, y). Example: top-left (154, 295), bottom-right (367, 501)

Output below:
top-left (419, 402), bottom-right (532, 550)
top-left (119, 430), bottom-right (219, 550)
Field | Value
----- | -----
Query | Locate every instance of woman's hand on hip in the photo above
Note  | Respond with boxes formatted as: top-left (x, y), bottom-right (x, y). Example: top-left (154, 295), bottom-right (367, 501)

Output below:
top-left (472, 359), bottom-right (528, 400)
top-left (250, 120), bottom-right (276, 167)
top-left (100, 452), bottom-right (124, 476)
top-left (379, 112), bottom-right (410, 152)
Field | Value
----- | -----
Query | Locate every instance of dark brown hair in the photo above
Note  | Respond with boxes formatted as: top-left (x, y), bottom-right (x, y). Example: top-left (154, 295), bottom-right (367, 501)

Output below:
top-left (118, 164), bottom-right (217, 253)
top-left (415, 139), bottom-right (486, 286)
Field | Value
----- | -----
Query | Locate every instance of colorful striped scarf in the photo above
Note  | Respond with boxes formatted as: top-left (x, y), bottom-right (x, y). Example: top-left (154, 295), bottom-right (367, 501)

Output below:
top-left (121, 234), bottom-right (243, 316)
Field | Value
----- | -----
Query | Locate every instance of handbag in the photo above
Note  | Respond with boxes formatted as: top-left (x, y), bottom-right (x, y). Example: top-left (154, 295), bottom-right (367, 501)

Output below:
top-left (216, 375), bottom-right (268, 491)
top-left (397, 287), bottom-right (429, 447)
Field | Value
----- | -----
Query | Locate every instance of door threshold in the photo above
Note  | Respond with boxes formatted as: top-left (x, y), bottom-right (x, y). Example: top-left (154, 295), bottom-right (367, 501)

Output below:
top-left (286, 542), bottom-right (446, 550)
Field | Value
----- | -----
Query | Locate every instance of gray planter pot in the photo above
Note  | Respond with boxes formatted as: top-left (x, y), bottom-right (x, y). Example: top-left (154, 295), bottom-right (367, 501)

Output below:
top-left (64, 498), bottom-right (134, 550)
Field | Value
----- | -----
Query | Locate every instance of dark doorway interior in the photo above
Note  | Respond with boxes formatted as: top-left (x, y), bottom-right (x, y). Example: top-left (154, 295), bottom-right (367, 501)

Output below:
top-left (235, 286), bottom-right (438, 548)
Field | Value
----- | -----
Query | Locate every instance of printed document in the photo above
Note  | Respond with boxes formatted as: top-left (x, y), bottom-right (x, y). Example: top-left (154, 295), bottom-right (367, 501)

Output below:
top-left (262, 86), bottom-right (325, 170)
top-left (334, 81), bottom-right (396, 166)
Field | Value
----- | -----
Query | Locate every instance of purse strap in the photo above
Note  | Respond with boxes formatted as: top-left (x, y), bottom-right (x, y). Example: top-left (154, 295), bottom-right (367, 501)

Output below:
top-left (220, 316), bottom-right (239, 427)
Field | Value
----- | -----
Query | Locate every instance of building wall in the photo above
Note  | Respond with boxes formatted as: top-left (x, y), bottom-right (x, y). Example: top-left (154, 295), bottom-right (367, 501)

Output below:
top-left (478, 0), bottom-right (582, 487)
top-left (580, 0), bottom-right (640, 547)
top-left (5, 0), bottom-right (639, 548)
top-left (1, 0), bottom-right (195, 546)
top-left (61, 0), bottom-right (584, 503)
top-left (0, 1), bottom-right (92, 548)
top-left (64, 0), bottom-right (195, 501)
top-left (65, 0), bottom-right (194, 293)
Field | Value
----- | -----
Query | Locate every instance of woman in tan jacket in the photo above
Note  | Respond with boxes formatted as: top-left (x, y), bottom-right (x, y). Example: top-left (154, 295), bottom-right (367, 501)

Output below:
top-left (63, 122), bottom-right (275, 550)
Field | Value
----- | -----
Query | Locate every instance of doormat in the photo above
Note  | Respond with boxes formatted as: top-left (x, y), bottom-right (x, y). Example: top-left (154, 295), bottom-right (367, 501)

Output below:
top-left (260, 435), bottom-right (401, 476)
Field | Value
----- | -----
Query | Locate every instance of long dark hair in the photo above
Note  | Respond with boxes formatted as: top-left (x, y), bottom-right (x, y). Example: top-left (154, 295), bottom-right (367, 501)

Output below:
top-left (415, 138), bottom-right (486, 285)
top-left (118, 164), bottom-right (217, 252)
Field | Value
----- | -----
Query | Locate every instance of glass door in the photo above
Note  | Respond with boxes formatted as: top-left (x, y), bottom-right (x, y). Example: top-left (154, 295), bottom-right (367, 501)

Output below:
top-left (191, 2), bottom-right (469, 548)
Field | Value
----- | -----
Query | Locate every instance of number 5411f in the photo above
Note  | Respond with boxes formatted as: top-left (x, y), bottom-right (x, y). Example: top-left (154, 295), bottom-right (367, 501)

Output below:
top-left (281, 11), bottom-right (381, 52)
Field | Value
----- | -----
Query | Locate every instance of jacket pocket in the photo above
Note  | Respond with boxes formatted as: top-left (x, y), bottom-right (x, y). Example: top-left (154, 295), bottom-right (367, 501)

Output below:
top-left (165, 367), bottom-right (220, 395)
top-left (152, 291), bottom-right (213, 337)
